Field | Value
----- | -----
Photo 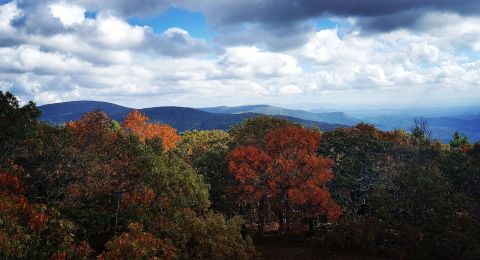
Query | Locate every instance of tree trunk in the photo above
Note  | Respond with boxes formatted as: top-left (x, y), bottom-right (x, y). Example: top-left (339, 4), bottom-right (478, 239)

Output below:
top-left (258, 200), bottom-right (266, 236)
top-left (276, 209), bottom-right (285, 232)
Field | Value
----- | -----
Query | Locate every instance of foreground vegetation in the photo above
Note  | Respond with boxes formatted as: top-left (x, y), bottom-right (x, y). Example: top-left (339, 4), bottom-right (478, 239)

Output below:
top-left (1, 91), bottom-right (479, 259)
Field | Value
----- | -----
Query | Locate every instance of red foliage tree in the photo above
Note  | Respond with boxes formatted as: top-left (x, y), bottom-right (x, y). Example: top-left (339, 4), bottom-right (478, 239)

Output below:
top-left (228, 126), bottom-right (342, 233)
top-left (0, 171), bottom-right (47, 256)
top-left (98, 222), bottom-right (177, 259)
top-left (123, 110), bottom-right (180, 151)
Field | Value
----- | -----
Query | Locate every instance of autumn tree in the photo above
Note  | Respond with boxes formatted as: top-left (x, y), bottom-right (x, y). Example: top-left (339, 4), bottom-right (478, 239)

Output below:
top-left (123, 110), bottom-right (180, 151)
top-left (63, 111), bottom-right (150, 250)
top-left (63, 110), bottom-right (252, 257)
top-left (0, 170), bottom-right (91, 259)
top-left (176, 130), bottom-right (237, 215)
top-left (98, 222), bottom-right (178, 259)
top-left (228, 125), bottom-right (342, 234)
top-left (228, 116), bottom-right (298, 148)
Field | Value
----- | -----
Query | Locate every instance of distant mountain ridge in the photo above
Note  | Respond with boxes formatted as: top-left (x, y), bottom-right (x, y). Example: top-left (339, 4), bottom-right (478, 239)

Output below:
top-left (38, 101), bottom-right (480, 142)
top-left (39, 101), bottom-right (344, 132)
top-left (200, 105), bottom-right (359, 125)
top-left (39, 101), bottom-right (131, 122)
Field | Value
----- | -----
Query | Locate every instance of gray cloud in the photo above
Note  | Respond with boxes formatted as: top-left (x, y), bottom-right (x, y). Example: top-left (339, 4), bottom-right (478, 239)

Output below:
top-left (147, 27), bottom-right (210, 57)
top-left (79, 0), bottom-right (175, 17)
top-left (12, 0), bottom-right (68, 35)
top-left (74, 0), bottom-right (480, 50)
top-left (193, 0), bottom-right (480, 34)
top-left (215, 22), bottom-right (314, 51)
top-left (79, 0), bottom-right (480, 32)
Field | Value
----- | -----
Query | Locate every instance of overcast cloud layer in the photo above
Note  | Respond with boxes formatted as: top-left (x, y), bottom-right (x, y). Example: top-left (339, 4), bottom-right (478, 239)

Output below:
top-left (0, 0), bottom-right (479, 108)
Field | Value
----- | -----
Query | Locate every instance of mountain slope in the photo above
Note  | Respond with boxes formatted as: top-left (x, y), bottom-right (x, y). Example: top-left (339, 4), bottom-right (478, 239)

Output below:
top-left (200, 105), bottom-right (359, 125)
top-left (39, 102), bottom-right (343, 132)
top-left (40, 101), bottom-right (132, 124)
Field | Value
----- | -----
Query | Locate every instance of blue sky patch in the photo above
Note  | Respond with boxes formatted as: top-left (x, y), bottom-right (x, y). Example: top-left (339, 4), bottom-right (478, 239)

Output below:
top-left (128, 7), bottom-right (215, 41)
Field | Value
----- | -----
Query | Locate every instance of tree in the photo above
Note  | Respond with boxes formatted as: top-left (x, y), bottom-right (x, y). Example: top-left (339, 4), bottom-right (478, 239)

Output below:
top-left (0, 91), bottom-right (40, 165)
top-left (176, 130), bottom-right (236, 215)
top-left (65, 111), bottom-right (152, 250)
top-left (228, 116), bottom-right (298, 148)
top-left (123, 110), bottom-right (180, 151)
top-left (449, 131), bottom-right (469, 149)
top-left (0, 93), bottom-right (255, 258)
top-left (228, 125), bottom-right (342, 234)
top-left (411, 118), bottom-right (431, 140)
top-left (98, 222), bottom-right (178, 259)
top-left (0, 171), bottom-right (91, 259)
top-left (317, 124), bottom-right (400, 216)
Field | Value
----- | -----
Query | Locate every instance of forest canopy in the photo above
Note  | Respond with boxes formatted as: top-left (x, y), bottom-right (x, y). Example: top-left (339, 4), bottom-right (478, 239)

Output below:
top-left (1, 91), bottom-right (479, 259)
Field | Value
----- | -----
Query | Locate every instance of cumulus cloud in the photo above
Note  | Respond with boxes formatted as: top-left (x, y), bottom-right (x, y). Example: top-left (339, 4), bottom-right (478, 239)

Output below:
top-left (73, 0), bottom-right (480, 50)
top-left (149, 27), bottom-right (210, 57)
top-left (0, 0), bottom-right (479, 108)
top-left (49, 2), bottom-right (86, 27)
top-left (218, 46), bottom-right (302, 78)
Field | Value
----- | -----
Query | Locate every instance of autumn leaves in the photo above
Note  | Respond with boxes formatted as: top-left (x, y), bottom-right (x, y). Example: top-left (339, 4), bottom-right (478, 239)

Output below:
top-left (229, 125), bottom-right (342, 234)
top-left (122, 110), bottom-right (180, 151)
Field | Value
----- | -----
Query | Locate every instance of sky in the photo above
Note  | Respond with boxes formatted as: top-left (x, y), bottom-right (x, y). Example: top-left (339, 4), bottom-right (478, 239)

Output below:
top-left (0, 0), bottom-right (480, 109)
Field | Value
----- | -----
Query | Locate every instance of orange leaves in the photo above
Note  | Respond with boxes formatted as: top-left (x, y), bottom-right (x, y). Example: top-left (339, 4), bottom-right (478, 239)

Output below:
top-left (0, 172), bottom-right (48, 231)
top-left (98, 222), bottom-right (178, 259)
top-left (121, 188), bottom-right (155, 208)
top-left (0, 170), bottom-right (51, 257)
top-left (228, 145), bottom-right (272, 202)
top-left (123, 110), bottom-right (180, 151)
top-left (0, 172), bottom-right (25, 195)
top-left (28, 209), bottom-right (48, 230)
top-left (265, 125), bottom-right (320, 156)
top-left (67, 111), bottom-right (117, 145)
top-left (228, 125), bottom-right (343, 226)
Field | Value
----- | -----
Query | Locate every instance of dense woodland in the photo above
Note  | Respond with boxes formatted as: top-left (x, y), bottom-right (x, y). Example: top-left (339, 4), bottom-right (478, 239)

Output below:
top-left (1, 91), bottom-right (479, 259)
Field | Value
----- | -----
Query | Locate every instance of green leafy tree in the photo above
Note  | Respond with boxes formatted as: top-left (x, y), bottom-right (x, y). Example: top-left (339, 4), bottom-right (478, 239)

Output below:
top-left (449, 131), bottom-right (469, 149)
top-left (0, 91), bottom-right (40, 165)
top-left (176, 130), bottom-right (236, 215)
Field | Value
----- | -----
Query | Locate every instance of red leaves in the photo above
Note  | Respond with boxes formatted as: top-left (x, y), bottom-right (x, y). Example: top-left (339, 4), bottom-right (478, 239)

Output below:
top-left (0, 172), bottom-right (25, 195)
top-left (0, 172), bottom-right (48, 231)
top-left (123, 110), bottom-right (180, 151)
top-left (228, 125), bottom-right (343, 227)
top-left (98, 222), bottom-right (178, 259)
top-left (0, 170), bottom-right (51, 256)
top-left (228, 146), bottom-right (272, 202)
top-left (27, 209), bottom-right (48, 230)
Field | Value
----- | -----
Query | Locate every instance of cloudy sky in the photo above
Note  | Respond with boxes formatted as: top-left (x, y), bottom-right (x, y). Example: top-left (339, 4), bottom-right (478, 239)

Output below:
top-left (1, 0), bottom-right (480, 109)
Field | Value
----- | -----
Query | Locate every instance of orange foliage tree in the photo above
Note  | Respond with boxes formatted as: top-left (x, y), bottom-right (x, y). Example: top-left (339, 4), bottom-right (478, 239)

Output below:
top-left (0, 170), bottom-right (91, 258)
top-left (98, 222), bottom-right (177, 259)
top-left (228, 126), bottom-right (342, 234)
top-left (0, 171), bottom-right (48, 256)
top-left (123, 110), bottom-right (180, 151)
top-left (65, 111), bottom-right (154, 250)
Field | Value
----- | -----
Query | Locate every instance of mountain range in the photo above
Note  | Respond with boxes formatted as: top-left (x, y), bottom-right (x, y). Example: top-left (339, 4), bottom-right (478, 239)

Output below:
top-left (38, 101), bottom-right (480, 143)
top-left (38, 101), bottom-right (344, 132)
top-left (200, 105), bottom-right (359, 125)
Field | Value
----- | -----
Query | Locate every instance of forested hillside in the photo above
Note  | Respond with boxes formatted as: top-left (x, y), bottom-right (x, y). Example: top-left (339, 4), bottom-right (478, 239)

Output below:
top-left (1, 91), bottom-right (479, 259)
top-left (39, 101), bottom-right (343, 132)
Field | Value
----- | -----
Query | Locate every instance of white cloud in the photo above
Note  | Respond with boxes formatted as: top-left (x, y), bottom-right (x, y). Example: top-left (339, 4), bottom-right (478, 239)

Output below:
top-left (49, 2), bottom-right (85, 27)
top-left (218, 46), bottom-right (302, 78)
top-left (93, 13), bottom-right (146, 49)
top-left (416, 12), bottom-right (480, 52)
top-left (0, 2), bottom-right (22, 33)
top-left (0, 45), bottom-right (93, 75)
top-left (278, 85), bottom-right (303, 95)
top-left (0, 1), bottom-right (479, 108)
